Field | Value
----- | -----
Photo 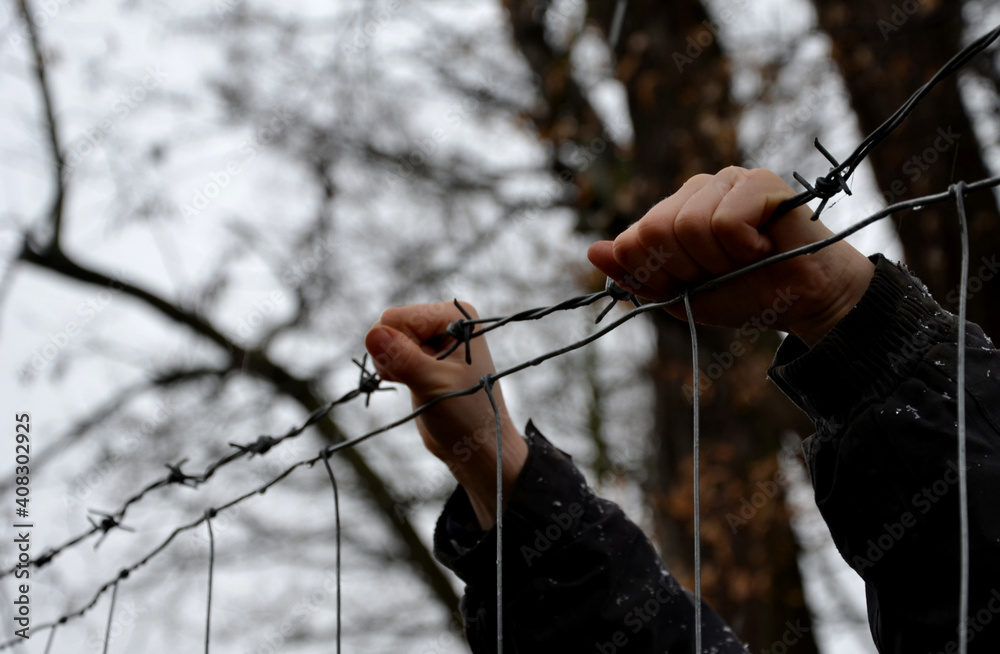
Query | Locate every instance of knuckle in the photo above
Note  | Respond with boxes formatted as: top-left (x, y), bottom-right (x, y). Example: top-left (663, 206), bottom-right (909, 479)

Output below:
top-left (634, 217), bottom-right (664, 249)
top-left (611, 234), bottom-right (631, 265)
top-left (710, 209), bottom-right (742, 235)
top-left (380, 307), bottom-right (402, 325)
top-left (686, 173), bottom-right (714, 186)
top-left (672, 206), bottom-right (701, 240)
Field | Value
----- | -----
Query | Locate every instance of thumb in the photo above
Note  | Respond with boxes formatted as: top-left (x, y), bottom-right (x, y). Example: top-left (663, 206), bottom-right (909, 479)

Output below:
top-left (365, 325), bottom-right (428, 388)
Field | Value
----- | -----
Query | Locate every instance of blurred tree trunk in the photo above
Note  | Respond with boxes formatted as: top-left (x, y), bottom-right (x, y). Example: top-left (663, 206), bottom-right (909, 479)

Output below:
top-left (503, 1), bottom-right (820, 650)
top-left (812, 0), bottom-right (1000, 336)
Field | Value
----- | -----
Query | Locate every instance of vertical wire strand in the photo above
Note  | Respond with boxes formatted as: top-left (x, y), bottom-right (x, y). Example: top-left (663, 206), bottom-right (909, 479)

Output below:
top-left (321, 455), bottom-right (343, 654)
top-left (42, 626), bottom-right (56, 654)
top-left (102, 581), bottom-right (119, 654)
top-left (954, 183), bottom-right (970, 654)
top-left (683, 291), bottom-right (702, 654)
top-left (483, 375), bottom-right (503, 654)
top-left (204, 510), bottom-right (216, 654)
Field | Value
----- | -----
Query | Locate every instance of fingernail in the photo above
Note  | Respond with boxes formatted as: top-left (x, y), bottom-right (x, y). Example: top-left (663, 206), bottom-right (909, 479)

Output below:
top-left (366, 327), bottom-right (393, 356)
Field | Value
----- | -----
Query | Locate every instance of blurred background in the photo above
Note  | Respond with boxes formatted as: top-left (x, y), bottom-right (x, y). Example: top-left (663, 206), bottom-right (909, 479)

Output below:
top-left (2, 0), bottom-right (999, 652)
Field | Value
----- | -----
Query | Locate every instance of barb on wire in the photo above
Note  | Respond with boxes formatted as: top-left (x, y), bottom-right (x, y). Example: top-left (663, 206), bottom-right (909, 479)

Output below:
top-left (165, 459), bottom-right (200, 488)
top-left (4, 173), bottom-right (1000, 652)
top-left (4, 24), bottom-right (1000, 650)
top-left (436, 290), bottom-right (614, 362)
top-left (88, 511), bottom-right (134, 549)
top-left (0, 354), bottom-right (388, 581)
top-left (444, 300), bottom-right (476, 364)
top-left (596, 278), bottom-right (640, 324)
top-left (769, 23), bottom-right (1000, 225)
top-left (353, 353), bottom-right (393, 407)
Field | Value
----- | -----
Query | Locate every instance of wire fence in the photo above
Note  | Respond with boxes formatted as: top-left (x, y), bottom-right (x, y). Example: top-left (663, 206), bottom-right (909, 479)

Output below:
top-left (4, 16), bottom-right (1000, 654)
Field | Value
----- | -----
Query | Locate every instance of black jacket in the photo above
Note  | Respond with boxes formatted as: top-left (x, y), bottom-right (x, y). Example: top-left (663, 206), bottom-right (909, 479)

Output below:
top-left (433, 256), bottom-right (1000, 653)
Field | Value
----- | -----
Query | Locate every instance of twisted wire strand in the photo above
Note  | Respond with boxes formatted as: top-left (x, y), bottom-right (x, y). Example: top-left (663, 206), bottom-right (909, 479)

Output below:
top-left (0, 356), bottom-right (389, 581)
top-left (6, 24), bottom-right (1000, 646)
top-left (768, 24), bottom-right (1000, 224)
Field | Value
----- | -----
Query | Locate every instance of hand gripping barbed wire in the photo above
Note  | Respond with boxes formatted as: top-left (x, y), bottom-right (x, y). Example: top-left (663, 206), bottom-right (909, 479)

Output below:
top-left (4, 168), bottom-right (997, 652)
top-left (3, 19), bottom-right (999, 654)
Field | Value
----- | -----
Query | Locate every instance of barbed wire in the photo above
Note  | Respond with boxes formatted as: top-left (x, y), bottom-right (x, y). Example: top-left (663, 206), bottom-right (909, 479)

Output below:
top-left (0, 354), bottom-right (389, 581)
top-left (3, 170), bottom-right (997, 651)
top-left (769, 23), bottom-right (1000, 224)
top-left (3, 17), bottom-right (999, 654)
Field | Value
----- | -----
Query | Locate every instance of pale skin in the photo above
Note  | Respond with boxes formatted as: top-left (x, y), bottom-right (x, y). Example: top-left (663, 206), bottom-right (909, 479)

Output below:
top-left (365, 167), bottom-right (875, 529)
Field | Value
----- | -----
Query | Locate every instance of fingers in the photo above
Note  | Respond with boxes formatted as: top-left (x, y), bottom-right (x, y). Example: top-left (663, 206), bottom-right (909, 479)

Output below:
top-left (597, 168), bottom-right (793, 295)
top-left (365, 301), bottom-right (486, 393)
top-left (365, 325), bottom-right (427, 386)
top-left (587, 240), bottom-right (628, 280)
top-left (378, 301), bottom-right (479, 350)
top-left (673, 170), bottom-right (749, 274)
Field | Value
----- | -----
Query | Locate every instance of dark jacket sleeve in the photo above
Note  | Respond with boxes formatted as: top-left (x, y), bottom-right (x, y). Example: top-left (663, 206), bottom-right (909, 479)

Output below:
top-left (433, 421), bottom-right (747, 654)
top-left (768, 255), bottom-right (1000, 653)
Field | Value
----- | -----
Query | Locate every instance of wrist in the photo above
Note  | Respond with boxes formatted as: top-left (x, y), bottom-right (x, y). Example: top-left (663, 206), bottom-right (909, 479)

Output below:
top-left (443, 425), bottom-right (528, 529)
top-left (788, 251), bottom-right (875, 348)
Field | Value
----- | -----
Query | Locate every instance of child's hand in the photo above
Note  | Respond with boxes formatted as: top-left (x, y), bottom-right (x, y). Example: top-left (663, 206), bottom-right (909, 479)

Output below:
top-left (587, 167), bottom-right (875, 347)
top-left (365, 301), bottom-right (527, 529)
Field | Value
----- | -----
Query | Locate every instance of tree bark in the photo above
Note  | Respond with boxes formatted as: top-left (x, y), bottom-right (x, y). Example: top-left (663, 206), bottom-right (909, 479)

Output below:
top-left (503, 1), bottom-right (820, 650)
top-left (813, 0), bottom-right (1000, 336)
